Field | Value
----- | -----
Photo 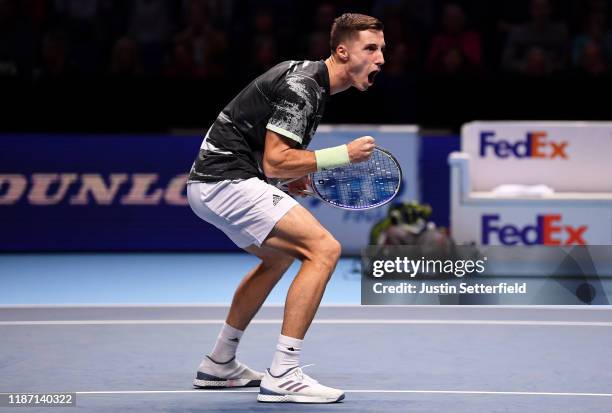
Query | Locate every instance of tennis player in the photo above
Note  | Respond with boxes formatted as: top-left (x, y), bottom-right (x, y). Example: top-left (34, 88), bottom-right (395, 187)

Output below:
top-left (187, 13), bottom-right (385, 403)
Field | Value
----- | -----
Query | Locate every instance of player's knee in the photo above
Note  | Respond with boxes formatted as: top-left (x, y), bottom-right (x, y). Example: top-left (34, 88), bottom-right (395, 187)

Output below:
top-left (309, 233), bottom-right (341, 269)
top-left (327, 237), bottom-right (342, 263)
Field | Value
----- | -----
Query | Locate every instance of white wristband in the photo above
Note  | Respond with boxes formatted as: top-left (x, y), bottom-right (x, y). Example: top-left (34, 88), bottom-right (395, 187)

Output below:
top-left (314, 145), bottom-right (350, 171)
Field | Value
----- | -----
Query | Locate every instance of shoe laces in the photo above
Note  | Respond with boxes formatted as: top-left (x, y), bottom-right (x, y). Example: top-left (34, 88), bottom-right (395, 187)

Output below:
top-left (295, 364), bottom-right (318, 384)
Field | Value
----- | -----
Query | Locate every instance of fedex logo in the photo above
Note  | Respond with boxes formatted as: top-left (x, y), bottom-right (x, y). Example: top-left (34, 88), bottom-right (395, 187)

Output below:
top-left (480, 131), bottom-right (568, 159)
top-left (482, 214), bottom-right (587, 245)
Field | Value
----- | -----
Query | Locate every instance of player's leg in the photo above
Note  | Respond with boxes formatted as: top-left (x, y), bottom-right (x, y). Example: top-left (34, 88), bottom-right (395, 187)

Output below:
top-left (194, 245), bottom-right (295, 389)
top-left (188, 180), bottom-right (295, 388)
top-left (257, 204), bottom-right (345, 403)
top-left (188, 178), bottom-right (342, 399)
top-left (208, 245), bottom-right (294, 363)
top-left (225, 245), bottom-right (295, 331)
top-left (263, 205), bottom-right (341, 339)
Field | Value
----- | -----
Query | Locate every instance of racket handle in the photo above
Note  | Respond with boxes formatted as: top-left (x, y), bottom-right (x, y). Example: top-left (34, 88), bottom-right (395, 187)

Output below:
top-left (294, 189), bottom-right (315, 196)
top-left (275, 180), bottom-right (315, 197)
top-left (279, 176), bottom-right (303, 185)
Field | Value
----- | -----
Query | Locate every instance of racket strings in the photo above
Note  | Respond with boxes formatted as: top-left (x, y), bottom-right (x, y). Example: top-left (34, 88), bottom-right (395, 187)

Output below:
top-left (313, 149), bottom-right (401, 209)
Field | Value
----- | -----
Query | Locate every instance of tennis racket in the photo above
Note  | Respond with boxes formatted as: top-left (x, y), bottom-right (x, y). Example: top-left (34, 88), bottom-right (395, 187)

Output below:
top-left (279, 146), bottom-right (402, 210)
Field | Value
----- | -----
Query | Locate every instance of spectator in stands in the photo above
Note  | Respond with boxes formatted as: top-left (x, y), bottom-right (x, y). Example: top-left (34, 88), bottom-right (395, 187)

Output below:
top-left (307, 31), bottom-right (330, 60)
top-left (231, 0), bottom-right (300, 60)
top-left (164, 40), bottom-right (199, 79)
top-left (375, 2), bottom-right (429, 72)
top-left (426, 3), bottom-right (483, 76)
top-left (380, 12), bottom-right (421, 70)
top-left (174, 0), bottom-right (227, 79)
top-left (575, 41), bottom-right (609, 77)
top-left (252, 8), bottom-right (275, 39)
top-left (572, 12), bottom-right (612, 69)
top-left (382, 12), bottom-right (408, 46)
top-left (250, 36), bottom-right (278, 73)
top-left (35, 29), bottom-right (71, 79)
top-left (109, 36), bottom-right (142, 77)
top-left (371, 0), bottom-right (435, 34)
top-left (385, 42), bottom-right (410, 76)
top-left (53, 0), bottom-right (105, 74)
top-left (501, 0), bottom-right (568, 77)
top-left (237, 8), bottom-right (279, 76)
top-left (250, 9), bottom-right (277, 55)
top-left (313, 2), bottom-right (337, 34)
top-left (522, 46), bottom-right (554, 77)
top-left (128, 0), bottom-right (172, 75)
top-left (300, 3), bottom-right (336, 61)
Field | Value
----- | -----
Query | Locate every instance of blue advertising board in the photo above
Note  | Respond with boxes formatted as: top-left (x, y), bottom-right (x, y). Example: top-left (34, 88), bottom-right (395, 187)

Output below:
top-left (0, 127), bottom-right (422, 252)
top-left (0, 134), bottom-right (236, 251)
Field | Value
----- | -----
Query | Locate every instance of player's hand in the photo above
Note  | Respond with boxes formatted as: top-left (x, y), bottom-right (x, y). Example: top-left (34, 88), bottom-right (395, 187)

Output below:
top-left (286, 175), bottom-right (311, 197)
top-left (347, 136), bottom-right (375, 163)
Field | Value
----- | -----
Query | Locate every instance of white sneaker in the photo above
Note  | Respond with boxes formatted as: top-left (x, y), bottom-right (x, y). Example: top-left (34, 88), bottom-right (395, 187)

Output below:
top-left (193, 356), bottom-right (263, 388)
top-left (257, 366), bottom-right (345, 403)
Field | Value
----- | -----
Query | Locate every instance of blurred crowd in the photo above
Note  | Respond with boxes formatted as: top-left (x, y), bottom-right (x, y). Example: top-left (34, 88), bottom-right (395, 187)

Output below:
top-left (1, 0), bottom-right (611, 84)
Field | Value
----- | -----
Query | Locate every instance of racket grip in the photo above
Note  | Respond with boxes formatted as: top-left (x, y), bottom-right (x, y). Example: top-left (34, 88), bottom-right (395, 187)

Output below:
top-left (276, 177), bottom-right (313, 195)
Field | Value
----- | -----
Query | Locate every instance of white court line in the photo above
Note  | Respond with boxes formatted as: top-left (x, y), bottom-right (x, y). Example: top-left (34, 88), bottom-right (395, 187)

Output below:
top-left (1, 319), bottom-right (611, 326)
top-left (63, 389), bottom-right (612, 397)
top-left (2, 389), bottom-right (611, 398)
top-left (0, 303), bottom-right (610, 310)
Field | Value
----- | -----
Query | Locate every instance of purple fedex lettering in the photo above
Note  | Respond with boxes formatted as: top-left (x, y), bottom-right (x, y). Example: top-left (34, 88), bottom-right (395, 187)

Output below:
top-left (482, 214), bottom-right (587, 245)
top-left (479, 131), bottom-right (568, 159)
top-left (482, 214), bottom-right (541, 245)
top-left (479, 132), bottom-right (497, 157)
top-left (480, 131), bottom-right (530, 158)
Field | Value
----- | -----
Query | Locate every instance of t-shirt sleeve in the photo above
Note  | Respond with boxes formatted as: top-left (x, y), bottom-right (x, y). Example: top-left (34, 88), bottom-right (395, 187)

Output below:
top-left (266, 76), bottom-right (318, 144)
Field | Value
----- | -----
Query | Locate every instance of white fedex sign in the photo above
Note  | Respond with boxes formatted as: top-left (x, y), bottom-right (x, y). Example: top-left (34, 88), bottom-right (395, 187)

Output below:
top-left (462, 121), bottom-right (612, 192)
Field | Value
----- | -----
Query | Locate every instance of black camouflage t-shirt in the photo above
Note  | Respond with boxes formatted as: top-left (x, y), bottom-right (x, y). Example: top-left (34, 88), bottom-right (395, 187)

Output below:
top-left (188, 60), bottom-right (330, 182)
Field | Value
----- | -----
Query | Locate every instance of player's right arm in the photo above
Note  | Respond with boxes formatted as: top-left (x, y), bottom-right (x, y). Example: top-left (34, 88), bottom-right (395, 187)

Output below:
top-left (263, 130), bottom-right (316, 179)
top-left (263, 131), bottom-right (375, 179)
top-left (263, 73), bottom-right (374, 179)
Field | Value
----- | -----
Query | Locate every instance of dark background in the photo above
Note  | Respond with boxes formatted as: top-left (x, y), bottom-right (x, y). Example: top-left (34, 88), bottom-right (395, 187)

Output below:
top-left (1, 0), bottom-right (612, 133)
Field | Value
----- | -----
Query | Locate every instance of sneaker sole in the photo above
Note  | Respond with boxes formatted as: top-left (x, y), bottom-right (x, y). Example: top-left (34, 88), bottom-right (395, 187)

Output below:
top-left (193, 378), bottom-right (261, 389)
top-left (257, 393), bottom-right (345, 403)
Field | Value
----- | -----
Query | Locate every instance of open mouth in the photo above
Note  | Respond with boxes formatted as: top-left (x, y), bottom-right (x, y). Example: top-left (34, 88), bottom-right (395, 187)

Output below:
top-left (368, 70), bottom-right (380, 84)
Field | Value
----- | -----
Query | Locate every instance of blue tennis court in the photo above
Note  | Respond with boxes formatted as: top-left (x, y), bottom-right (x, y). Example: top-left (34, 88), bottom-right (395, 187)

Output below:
top-left (1, 253), bottom-right (611, 412)
top-left (3, 1), bottom-right (612, 411)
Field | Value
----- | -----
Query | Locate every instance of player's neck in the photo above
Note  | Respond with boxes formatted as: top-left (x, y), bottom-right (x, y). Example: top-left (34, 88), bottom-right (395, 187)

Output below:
top-left (324, 56), bottom-right (352, 95)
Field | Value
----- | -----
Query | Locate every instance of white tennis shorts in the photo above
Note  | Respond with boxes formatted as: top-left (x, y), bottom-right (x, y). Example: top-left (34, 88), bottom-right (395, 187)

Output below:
top-left (187, 177), bottom-right (298, 248)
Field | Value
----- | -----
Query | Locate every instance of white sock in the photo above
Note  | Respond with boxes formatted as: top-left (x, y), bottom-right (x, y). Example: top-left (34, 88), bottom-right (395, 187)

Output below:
top-left (269, 334), bottom-right (303, 376)
top-left (209, 322), bottom-right (244, 363)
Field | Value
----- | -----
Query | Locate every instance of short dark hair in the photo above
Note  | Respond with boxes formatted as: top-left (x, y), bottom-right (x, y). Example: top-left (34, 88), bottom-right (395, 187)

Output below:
top-left (330, 13), bottom-right (384, 53)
